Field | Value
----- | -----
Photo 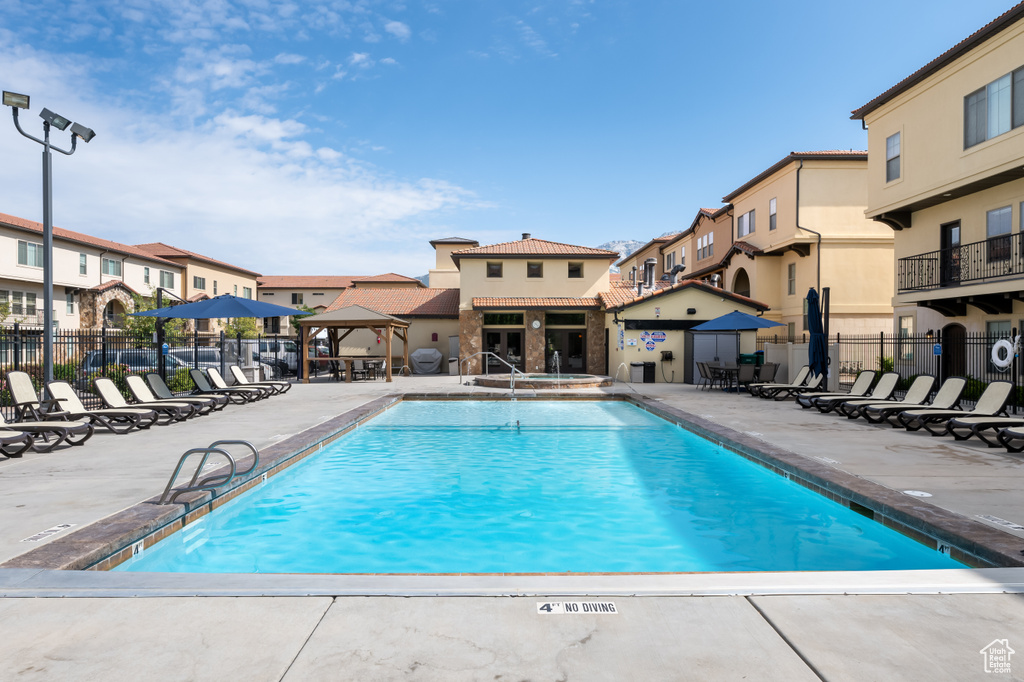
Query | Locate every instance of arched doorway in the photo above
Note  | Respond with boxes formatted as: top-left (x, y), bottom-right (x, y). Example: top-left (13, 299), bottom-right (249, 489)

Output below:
top-left (941, 323), bottom-right (966, 381)
top-left (103, 300), bottom-right (127, 328)
top-left (732, 268), bottom-right (751, 298)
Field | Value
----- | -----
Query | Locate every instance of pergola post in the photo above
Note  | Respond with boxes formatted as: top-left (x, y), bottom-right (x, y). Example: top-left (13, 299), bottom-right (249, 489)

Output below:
top-left (385, 324), bottom-right (393, 382)
top-left (300, 323), bottom-right (309, 383)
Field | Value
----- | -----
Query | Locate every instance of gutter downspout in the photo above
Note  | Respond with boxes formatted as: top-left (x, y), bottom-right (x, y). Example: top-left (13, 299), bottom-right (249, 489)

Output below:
top-left (795, 160), bottom-right (821, 292)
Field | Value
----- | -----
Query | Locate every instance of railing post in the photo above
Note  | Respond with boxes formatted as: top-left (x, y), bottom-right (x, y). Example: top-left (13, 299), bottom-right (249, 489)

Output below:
top-left (101, 321), bottom-right (108, 376)
top-left (13, 322), bottom-right (20, 372)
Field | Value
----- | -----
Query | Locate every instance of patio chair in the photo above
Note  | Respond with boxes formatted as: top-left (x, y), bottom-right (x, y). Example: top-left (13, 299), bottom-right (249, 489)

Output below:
top-left (695, 362), bottom-right (711, 391)
top-left (147, 373), bottom-right (230, 409)
top-left (735, 363), bottom-right (757, 392)
top-left (795, 370), bottom-right (877, 410)
top-left (229, 365), bottom-right (291, 395)
top-left (762, 372), bottom-right (824, 401)
top-left (207, 367), bottom-right (273, 399)
top-left (350, 360), bottom-right (369, 381)
top-left (898, 380), bottom-right (1013, 435)
top-left (94, 377), bottom-right (195, 424)
top-left (995, 425), bottom-right (1024, 453)
top-left (189, 369), bottom-right (259, 404)
top-left (815, 372), bottom-right (901, 414)
top-left (46, 381), bottom-right (159, 434)
top-left (748, 365), bottom-right (809, 398)
top-left (755, 363), bottom-right (778, 383)
top-left (126, 375), bottom-right (219, 415)
top-left (853, 376), bottom-right (965, 426)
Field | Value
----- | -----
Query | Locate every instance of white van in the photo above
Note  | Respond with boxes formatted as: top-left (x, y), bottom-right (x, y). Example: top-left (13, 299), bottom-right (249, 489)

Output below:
top-left (253, 339), bottom-right (299, 374)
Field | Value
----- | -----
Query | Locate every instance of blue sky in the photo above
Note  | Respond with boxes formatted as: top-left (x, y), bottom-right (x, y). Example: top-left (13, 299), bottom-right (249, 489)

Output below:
top-left (0, 0), bottom-right (1016, 276)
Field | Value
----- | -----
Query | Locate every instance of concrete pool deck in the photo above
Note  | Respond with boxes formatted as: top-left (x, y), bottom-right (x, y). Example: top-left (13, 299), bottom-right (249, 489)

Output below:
top-left (2, 375), bottom-right (1024, 680)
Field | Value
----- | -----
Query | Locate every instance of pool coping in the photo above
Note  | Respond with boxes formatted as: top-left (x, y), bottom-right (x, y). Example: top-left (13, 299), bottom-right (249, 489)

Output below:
top-left (3, 392), bottom-right (1023, 590)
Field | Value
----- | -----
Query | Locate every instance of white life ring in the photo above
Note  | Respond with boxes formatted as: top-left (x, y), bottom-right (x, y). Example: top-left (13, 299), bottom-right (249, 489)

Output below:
top-left (991, 339), bottom-right (1014, 370)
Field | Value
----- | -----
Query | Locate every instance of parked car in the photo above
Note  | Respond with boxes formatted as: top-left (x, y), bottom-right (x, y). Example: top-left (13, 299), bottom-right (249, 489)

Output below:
top-left (77, 349), bottom-right (185, 390)
top-left (252, 338), bottom-right (299, 375)
top-left (170, 346), bottom-right (276, 379)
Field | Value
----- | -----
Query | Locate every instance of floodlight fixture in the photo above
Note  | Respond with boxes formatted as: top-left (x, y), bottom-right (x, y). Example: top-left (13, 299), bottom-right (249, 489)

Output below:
top-left (2, 91), bottom-right (29, 109)
top-left (70, 122), bottom-right (96, 143)
top-left (39, 107), bottom-right (71, 131)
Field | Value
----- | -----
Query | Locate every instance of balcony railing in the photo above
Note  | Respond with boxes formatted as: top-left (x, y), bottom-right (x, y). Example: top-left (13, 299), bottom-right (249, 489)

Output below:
top-left (898, 233), bottom-right (1024, 292)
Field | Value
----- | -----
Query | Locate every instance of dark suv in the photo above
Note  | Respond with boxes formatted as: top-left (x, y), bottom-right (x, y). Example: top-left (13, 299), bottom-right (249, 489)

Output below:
top-left (77, 349), bottom-right (184, 390)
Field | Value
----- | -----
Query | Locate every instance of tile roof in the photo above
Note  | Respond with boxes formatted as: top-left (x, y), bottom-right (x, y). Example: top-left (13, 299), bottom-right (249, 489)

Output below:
top-left (598, 280), bottom-right (673, 308)
top-left (722, 151), bottom-right (867, 202)
top-left (429, 236), bottom-right (480, 246)
top-left (0, 212), bottom-right (180, 267)
top-left (325, 288), bottom-right (460, 317)
top-left (188, 293), bottom-right (210, 302)
top-left (852, 2), bottom-right (1024, 120)
top-left (350, 272), bottom-right (424, 285)
top-left (89, 280), bottom-right (140, 296)
top-left (257, 275), bottom-right (357, 289)
top-left (473, 297), bottom-right (601, 309)
top-left (602, 278), bottom-right (769, 312)
top-left (135, 242), bottom-right (261, 277)
top-left (452, 238), bottom-right (620, 260)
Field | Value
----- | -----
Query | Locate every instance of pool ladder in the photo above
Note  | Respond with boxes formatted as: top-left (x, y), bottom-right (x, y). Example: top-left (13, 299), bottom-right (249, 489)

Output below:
top-left (158, 440), bottom-right (260, 505)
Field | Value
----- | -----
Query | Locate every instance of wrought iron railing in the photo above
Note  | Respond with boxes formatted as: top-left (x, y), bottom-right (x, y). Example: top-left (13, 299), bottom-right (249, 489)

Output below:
top-left (898, 233), bottom-right (1024, 292)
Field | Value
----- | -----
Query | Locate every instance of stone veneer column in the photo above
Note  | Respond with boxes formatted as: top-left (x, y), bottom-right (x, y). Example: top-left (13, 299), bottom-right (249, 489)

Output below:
top-left (587, 310), bottom-right (606, 375)
top-left (524, 310), bottom-right (545, 373)
top-left (458, 310), bottom-right (484, 374)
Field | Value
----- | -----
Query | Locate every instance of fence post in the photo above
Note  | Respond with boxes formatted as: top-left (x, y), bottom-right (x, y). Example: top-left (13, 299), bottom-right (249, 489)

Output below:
top-left (220, 330), bottom-right (227, 377)
top-left (193, 326), bottom-right (200, 369)
top-left (1013, 326), bottom-right (1019, 415)
top-left (879, 331), bottom-right (884, 372)
top-left (12, 322), bottom-right (20, 372)
top-left (101, 321), bottom-right (108, 376)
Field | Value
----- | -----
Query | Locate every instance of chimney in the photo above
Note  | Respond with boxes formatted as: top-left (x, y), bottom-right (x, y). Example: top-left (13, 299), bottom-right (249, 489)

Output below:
top-left (522, 233), bottom-right (531, 240)
top-left (670, 264), bottom-right (684, 285)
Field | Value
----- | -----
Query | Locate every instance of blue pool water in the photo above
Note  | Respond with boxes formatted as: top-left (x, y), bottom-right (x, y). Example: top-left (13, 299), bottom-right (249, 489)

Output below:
top-left (117, 401), bottom-right (965, 573)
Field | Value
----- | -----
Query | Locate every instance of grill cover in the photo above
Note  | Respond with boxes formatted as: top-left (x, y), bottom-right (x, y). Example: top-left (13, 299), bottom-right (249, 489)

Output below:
top-left (410, 347), bottom-right (443, 374)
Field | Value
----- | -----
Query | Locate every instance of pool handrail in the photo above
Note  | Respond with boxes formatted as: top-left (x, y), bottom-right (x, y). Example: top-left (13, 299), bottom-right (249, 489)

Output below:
top-left (459, 352), bottom-right (527, 393)
top-left (159, 439), bottom-right (260, 505)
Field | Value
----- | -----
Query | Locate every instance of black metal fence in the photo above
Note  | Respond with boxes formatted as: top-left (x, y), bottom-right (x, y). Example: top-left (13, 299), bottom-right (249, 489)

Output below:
top-left (757, 330), bottom-right (1023, 412)
top-left (0, 324), bottom-right (300, 419)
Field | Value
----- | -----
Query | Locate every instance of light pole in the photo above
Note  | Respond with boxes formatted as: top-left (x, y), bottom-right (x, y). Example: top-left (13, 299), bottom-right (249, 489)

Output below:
top-left (3, 91), bottom-right (95, 385)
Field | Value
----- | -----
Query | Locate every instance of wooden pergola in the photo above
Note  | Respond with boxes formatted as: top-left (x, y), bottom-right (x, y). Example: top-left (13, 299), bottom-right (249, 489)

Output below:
top-left (298, 305), bottom-right (410, 383)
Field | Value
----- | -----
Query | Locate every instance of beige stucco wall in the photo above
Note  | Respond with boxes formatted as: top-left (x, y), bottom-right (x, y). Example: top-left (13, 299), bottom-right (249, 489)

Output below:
top-left (862, 20), bottom-right (1024, 217)
top-left (687, 212), bottom-right (732, 276)
top-left (457, 258), bottom-right (612, 309)
top-left (332, 319), bottom-right (460, 368)
top-left (180, 261), bottom-right (258, 301)
top-left (429, 244), bottom-right (463, 289)
top-left (605, 288), bottom-right (765, 383)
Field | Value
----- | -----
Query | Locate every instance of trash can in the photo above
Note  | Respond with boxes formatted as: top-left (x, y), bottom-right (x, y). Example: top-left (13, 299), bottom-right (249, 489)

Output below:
top-left (739, 353), bottom-right (759, 365)
top-left (754, 350), bottom-right (765, 366)
top-left (630, 362), bottom-right (644, 383)
top-left (448, 358), bottom-right (459, 376)
top-left (643, 361), bottom-right (656, 383)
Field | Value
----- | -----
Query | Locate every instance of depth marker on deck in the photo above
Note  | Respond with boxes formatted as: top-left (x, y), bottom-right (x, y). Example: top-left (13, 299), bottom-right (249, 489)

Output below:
top-left (21, 523), bottom-right (76, 543)
top-left (977, 514), bottom-right (1024, 532)
top-left (537, 601), bottom-right (618, 615)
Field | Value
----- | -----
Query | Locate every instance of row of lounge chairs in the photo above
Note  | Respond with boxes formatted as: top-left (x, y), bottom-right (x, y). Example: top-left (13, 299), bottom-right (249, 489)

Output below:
top-left (764, 364), bottom-right (1024, 451)
top-left (0, 365), bottom-right (291, 457)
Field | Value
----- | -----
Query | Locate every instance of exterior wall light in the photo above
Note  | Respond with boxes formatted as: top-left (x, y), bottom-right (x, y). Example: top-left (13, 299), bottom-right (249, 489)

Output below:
top-left (39, 107), bottom-right (71, 131)
top-left (70, 122), bottom-right (96, 142)
top-left (2, 91), bottom-right (29, 108)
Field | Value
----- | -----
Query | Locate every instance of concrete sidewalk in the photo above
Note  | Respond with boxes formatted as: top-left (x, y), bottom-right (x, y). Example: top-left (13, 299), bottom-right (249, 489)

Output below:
top-left (2, 375), bottom-right (1024, 680)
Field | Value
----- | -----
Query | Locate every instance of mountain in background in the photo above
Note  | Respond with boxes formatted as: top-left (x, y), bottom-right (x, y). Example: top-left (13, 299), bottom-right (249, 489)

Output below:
top-left (597, 239), bottom-right (645, 273)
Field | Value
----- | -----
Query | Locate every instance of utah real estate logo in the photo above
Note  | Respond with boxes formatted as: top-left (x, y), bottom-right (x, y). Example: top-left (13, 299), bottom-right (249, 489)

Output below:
top-left (980, 639), bottom-right (1014, 674)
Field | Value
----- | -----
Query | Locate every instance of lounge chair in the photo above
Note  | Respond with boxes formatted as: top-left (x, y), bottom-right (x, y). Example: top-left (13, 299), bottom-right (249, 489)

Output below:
top-left (6, 371), bottom-right (96, 451)
top-left (126, 375), bottom-right (219, 415)
top-left (838, 375), bottom-right (936, 422)
top-left (94, 377), bottom-right (195, 424)
top-left (207, 367), bottom-right (271, 400)
top-left (46, 381), bottom-right (160, 433)
top-left (795, 370), bottom-right (877, 410)
top-left (946, 413), bottom-right (1024, 446)
top-left (190, 369), bottom-right (260, 404)
top-left (854, 376), bottom-right (966, 426)
top-left (229, 365), bottom-right (291, 395)
top-left (762, 372), bottom-right (823, 401)
top-left (996, 425), bottom-right (1024, 453)
top-left (0, 428), bottom-right (33, 458)
top-left (749, 365), bottom-right (810, 398)
top-left (147, 372), bottom-right (230, 409)
top-left (817, 372), bottom-right (902, 415)
top-left (898, 380), bottom-right (1013, 435)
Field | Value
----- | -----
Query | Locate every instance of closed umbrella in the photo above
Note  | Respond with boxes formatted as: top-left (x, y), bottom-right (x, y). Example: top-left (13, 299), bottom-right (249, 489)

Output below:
top-left (806, 288), bottom-right (828, 379)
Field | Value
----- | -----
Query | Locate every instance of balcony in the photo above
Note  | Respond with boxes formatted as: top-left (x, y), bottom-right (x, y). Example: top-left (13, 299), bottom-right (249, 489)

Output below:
top-left (897, 233), bottom-right (1024, 315)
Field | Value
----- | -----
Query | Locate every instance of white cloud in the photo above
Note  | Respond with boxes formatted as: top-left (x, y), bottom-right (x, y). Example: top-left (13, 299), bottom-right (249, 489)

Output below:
top-left (274, 53), bottom-right (306, 65)
top-left (348, 52), bottom-right (373, 68)
top-left (384, 20), bottom-right (411, 41)
top-left (380, 57), bottom-right (397, 65)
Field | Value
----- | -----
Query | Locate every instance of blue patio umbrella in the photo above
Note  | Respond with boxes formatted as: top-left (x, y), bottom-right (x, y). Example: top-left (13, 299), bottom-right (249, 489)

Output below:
top-left (806, 288), bottom-right (828, 379)
top-left (691, 310), bottom-right (786, 332)
top-left (129, 294), bottom-right (310, 319)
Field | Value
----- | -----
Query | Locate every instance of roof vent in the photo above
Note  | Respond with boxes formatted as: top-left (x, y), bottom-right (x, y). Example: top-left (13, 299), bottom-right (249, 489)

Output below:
top-left (522, 233), bottom-right (531, 240)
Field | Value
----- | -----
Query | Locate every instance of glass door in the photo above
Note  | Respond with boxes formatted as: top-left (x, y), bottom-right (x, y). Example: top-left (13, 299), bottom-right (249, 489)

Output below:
top-left (545, 330), bottom-right (586, 373)
top-left (484, 330), bottom-right (524, 373)
top-left (940, 221), bottom-right (961, 286)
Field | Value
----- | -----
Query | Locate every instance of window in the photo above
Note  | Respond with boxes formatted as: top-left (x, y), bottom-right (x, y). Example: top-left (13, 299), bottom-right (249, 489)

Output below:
top-left (787, 263), bottom-right (796, 295)
top-left (988, 320), bottom-right (1012, 370)
top-left (545, 313), bottom-right (586, 325)
top-left (965, 66), bottom-right (1024, 148)
top-left (233, 284), bottom-right (238, 295)
top-left (101, 258), bottom-right (122, 277)
top-left (243, 287), bottom-right (252, 299)
top-left (737, 210), bottom-right (755, 237)
top-left (898, 315), bottom-right (915, 360)
top-left (25, 293), bottom-right (36, 316)
top-left (79, 253), bottom-right (87, 275)
top-left (486, 262), bottom-right (503, 278)
top-left (769, 198), bottom-right (777, 231)
top-left (483, 313), bottom-right (523, 325)
top-left (680, 246), bottom-right (686, 267)
top-left (527, 262), bottom-right (543, 278)
top-left (707, 231), bottom-right (714, 258)
top-left (664, 252), bottom-right (675, 270)
top-left (786, 322), bottom-right (796, 341)
top-left (987, 206), bottom-right (1012, 261)
top-left (66, 291), bottom-right (74, 315)
top-left (17, 241), bottom-right (43, 267)
top-left (213, 281), bottom-right (218, 295)
top-left (567, 262), bottom-right (583, 278)
top-left (0, 291), bottom-right (8, 312)
top-left (885, 132), bottom-right (901, 182)
top-left (143, 267), bottom-right (150, 284)
top-left (193, 276), bottom-right (206, 290)
top-left (312, 292), bottom-right (324, 296)
top-left (159, 270), bottom-right (174, 288)
top-left (11, 292), bottom-right (22, 315)
top-left (291, 293), bottom-right (303, 304)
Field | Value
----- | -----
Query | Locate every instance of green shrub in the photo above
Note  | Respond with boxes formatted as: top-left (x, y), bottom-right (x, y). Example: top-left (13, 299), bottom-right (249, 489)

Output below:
top-left (878, 356), bottom-right (894, 373)
top-left (167, 367), bottom-right (193, 393)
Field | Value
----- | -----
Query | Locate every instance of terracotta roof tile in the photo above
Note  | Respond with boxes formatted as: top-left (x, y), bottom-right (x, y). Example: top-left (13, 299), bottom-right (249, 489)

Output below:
top-left (325, 288), bottom-right (460, 317)
top-left (258, 275), bottom-right (357, 289)
top-left (350, 272), bottom-right (424, 285)
top-left (0, 212), bottom-right (180, 267)
top-left (452, 237), bottom-right (619, 259)
top-left (90, 280), bottom-right (140, 296)
top-left (135, 242), bottom-right (261, 277)
top-left (472, 297), bottom-right (601, 309)
top-left (598, 281), bottom-right (673, 308)
top-left (602, 278), bottom-right (769, 312)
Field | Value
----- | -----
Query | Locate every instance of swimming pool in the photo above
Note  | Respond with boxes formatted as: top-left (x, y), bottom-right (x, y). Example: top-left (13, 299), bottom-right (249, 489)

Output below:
top-left (116, 400), bottom-right (964, 573)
